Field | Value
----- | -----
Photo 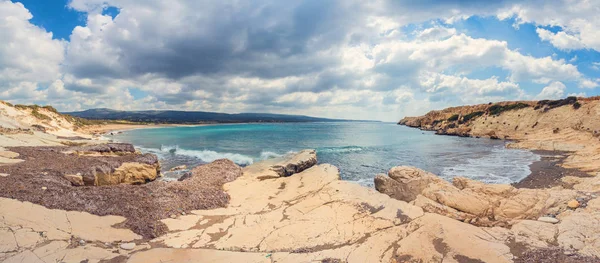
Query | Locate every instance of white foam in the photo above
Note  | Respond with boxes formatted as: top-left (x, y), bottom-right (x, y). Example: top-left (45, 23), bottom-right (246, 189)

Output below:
top-left (441, 145), bottom-right (540, 184)
top-left (138, 145), bottom-right (255, 166)
top-left (318, 146), bottom-right (363, 153)
top-left (259, 151), bottom-right (283, 160)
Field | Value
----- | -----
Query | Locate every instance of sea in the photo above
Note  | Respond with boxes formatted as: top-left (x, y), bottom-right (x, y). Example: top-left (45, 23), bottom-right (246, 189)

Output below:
top-left (111, 122), bottom-right (540, 187)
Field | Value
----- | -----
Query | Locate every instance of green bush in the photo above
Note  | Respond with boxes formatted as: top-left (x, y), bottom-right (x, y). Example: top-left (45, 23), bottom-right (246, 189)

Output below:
top-left (447, 114), bottom-right (459, 121)
top-left (573, 102), bottom-right (581, 109)
top-left (462, 111), bottom-right (484, 122)
top-left (488, 103), bottom-right (530, 116)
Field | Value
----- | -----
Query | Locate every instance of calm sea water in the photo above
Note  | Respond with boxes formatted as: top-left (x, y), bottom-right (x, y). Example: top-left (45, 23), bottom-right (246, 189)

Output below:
top-left (111, 122), bottom-right (540, 186)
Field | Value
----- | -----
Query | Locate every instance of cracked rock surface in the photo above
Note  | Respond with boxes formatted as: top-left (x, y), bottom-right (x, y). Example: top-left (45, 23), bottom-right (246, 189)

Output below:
top-left (2, 149), bottom-right (599, 262)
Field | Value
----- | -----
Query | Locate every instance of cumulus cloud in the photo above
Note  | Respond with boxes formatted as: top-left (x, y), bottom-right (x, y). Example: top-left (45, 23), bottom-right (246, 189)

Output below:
top-left (0, 0), bottom-right (598, 121)
top-left (0, 1), bottom-right (65, 101)
top-left (535, 81), bottom-right (566, 100)
top-left (498, 0), bottom-right (600, 51)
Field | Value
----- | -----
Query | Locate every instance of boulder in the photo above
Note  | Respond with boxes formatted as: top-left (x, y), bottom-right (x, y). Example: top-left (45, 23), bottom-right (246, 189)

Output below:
top-left (376, 166), bottom-right (578, 225)
top-left (77, 143), bottom-right (136, 154)
top-left (170, 165), bottom-right (187, 171)
top-left (568, 200), bottom-right (580, 209)
top-left (64, 173), bottom-right (84, 186)
top-left (375, 166), bottom-right (445, 202)
top-left (537, 217), bottom-right (559, 224)
top-left (270, 150), bottom-right (317, 177)
top-left (120, 242), bottom-right (136, 250)
top-left (95, 162), bottom-right (160, 185)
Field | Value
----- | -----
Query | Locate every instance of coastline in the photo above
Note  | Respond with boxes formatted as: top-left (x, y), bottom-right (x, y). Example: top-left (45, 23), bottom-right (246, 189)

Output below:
top-left (514, 150), bottom-right (592, 189)
top-left (80, 123), bottom-right (211, 136)
top-left (1, 99), bottom-right (600, 262)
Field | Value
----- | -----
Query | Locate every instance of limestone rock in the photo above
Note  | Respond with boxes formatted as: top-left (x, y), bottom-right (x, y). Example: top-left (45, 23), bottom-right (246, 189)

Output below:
top-left (95, 162), bottom-right (159, 185)
top-left (511, 220), bottom-right (557, 248)
top-left (568, 200), bottom-right (580, 209)
top-left (269, 149), bottom-right (317, 177)
top-left (120, 242), bottom-right (136, 250)
top-left (170, 165), bottom-right (187, 171)
top-left (376, 166), bottom-right (578, 225)
top-left (537, 217), bottom-right (559, 224)
top-left (556, 211), bottom-right (600, 257)
top-left (64, 173), bottom-right (84, 186)
top-left (375, 166), bottom-right (446, 202)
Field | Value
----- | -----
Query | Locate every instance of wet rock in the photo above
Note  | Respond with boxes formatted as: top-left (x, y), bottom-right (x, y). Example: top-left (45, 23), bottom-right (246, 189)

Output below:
top-left (170, 165), bottom-right (187, 171)
top-left (538, 217), bottom-right (559, 224)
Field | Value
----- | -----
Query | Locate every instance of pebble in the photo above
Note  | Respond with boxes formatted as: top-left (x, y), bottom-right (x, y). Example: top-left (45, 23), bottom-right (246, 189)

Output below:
top-left (568, 200), bottom-right (580, 209)
top-left (181, 212), bottom-right (186, 215)
top-left (170, 214), bottom-right (177, 219)
top-left (79, 240), bottom-right (86, 246)
top-left (120, 242), bottom-right (136, 250)
top-left (104, 242), bottom-right (112, 247)
top-left (41, 187), bottom-right (47, 190)
top-left (538, 217), bottom-right (560, 224)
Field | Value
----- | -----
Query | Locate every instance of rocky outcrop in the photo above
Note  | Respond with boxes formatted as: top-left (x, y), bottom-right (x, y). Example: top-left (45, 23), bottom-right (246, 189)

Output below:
top-left (375, 166), bottom-right (600, 259)
top-left (376, 166), bottom-right (579, 226)
top-left (400, 97), bottom-right (600, 174)
top-left (0, 197), bottom-right (142, 263)
top-left (270, 149), bottom-right (318, 176)
top-left (0, 144), bottom-right (161, 186)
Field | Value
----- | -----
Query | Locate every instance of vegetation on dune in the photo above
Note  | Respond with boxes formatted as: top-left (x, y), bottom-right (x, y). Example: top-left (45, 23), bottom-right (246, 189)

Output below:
top-left (488, 103), bottom-right (530, 116)
top-left (534, 96), bottom-right (578, 111)
top-left (462, 111), bottom-right (484, 122)
top-left (15, 104), bottom-right (52, 121)
top-left (573, 102), bottom-right (581, 109)
top-left (447, 114), bottom-right (459, 122)
top-left (9, 102), bottom-right (106, 127)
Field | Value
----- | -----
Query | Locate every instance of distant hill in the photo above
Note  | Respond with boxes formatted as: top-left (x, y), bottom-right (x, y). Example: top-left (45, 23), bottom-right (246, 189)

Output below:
top-left (64, 108), bottom-right (365, 124)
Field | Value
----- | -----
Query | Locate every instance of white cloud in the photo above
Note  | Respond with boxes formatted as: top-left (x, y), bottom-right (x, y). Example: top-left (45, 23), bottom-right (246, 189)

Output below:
top-left (536, 28), bottom-right (585, 51)
top-left (0, 1), bottom-right (65, 101)
top-left (416, 26), bottom-right (456, 41)
top-left (499, 0), bottom-right (600, 51)
top-left (535, 81), bottom-right (566, 100)
top-left (0, 0), bottom-right (598, 122)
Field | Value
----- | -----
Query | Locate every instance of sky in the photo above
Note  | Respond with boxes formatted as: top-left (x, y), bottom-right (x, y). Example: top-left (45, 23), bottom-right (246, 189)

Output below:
top-left (1, 0), bottom-right (599, 121)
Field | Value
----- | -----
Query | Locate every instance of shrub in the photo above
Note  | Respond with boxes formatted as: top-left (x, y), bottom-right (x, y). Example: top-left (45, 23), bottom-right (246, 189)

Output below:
top-left (488, 103), bottom-right (530, 116)
top-left (462, 111), bottom-right (484, 122)
top-left (447, 114), bottom-right (459, 122)
top-left (573, 102), bottom-right (581, 109)
top-left (536, 96), bottom-right (578, 111)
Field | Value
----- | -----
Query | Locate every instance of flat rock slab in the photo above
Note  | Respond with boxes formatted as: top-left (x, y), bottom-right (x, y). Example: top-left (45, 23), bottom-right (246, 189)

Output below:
top-left (0, 198), bottom-right (141, 262)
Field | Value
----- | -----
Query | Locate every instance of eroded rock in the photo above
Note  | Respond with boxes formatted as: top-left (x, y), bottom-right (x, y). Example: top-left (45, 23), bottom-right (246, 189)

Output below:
top-left (376, 166), bottom-right (578, 226)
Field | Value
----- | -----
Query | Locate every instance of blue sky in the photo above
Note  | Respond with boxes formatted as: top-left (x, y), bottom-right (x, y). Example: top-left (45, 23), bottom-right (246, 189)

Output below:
top-left (1, 0), bottom-right (599, 121)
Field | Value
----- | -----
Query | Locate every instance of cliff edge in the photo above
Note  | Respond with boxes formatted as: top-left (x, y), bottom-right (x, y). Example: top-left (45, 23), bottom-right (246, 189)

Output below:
top-left (399, 96), bottom-right (600, 175)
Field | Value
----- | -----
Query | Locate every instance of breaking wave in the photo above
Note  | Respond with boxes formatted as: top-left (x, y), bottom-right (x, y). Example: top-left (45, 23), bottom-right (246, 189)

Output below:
top-left (441, 145), bottom-right (540, 184)
top-left (137, 145), bottom-right (295, 166)
top-left (318, 146), bottom-right (363, 153)
top-left (140, 145), bottom-right (255, 166)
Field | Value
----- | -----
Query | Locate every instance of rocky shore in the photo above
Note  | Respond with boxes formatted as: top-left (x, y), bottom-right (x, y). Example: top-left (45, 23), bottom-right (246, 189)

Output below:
top-left (1, 99), bottom-right (600, 262)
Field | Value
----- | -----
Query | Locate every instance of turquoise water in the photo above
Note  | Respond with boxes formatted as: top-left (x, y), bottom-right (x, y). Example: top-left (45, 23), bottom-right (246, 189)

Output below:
top-left (111, 122), bottom-right (540, 186)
